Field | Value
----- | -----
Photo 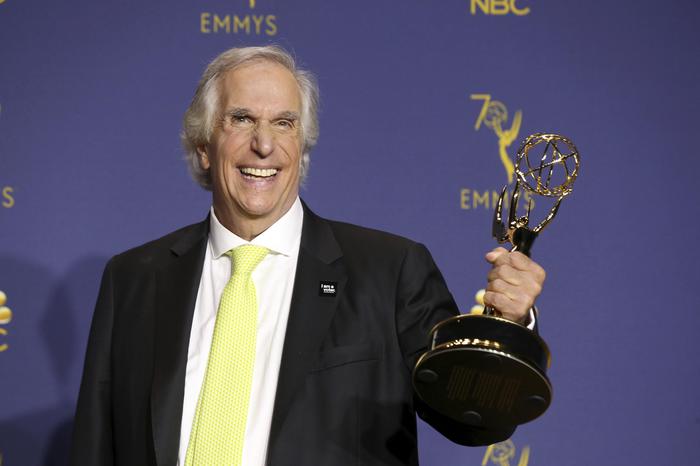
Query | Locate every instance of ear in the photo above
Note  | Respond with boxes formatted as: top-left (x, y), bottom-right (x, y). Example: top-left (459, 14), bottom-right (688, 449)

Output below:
top-left (196, 145), bottom-right (210, 170)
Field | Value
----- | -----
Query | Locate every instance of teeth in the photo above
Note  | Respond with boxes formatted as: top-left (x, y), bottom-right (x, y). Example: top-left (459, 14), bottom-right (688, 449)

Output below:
top-left (240, 167), bottom-right (278, 177)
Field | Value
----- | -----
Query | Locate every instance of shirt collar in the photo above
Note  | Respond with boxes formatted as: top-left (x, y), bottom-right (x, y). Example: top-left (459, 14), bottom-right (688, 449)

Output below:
top-left (209, 197), bottom-right (304, 259)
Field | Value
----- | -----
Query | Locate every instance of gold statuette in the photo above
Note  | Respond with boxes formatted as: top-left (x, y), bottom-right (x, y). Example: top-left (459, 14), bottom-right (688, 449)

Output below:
top-left (413, 133), bottom-right (580, 431)
top-left (491, 133), bottom-right (579, 257)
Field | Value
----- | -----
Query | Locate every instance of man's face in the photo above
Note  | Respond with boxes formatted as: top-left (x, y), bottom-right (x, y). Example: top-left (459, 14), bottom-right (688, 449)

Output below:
top-left (198, 60), bottom-right (302, 237)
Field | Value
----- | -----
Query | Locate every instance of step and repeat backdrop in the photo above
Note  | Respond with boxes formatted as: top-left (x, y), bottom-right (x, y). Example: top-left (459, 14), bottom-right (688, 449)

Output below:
top-left (1, 0), bottom-right (699, 465)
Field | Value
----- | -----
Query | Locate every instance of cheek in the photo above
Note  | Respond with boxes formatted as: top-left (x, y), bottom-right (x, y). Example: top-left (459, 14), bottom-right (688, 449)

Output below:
top-left (280, 139), bottom-right (302, 166)
top-left (212, 139), bottom-right (245, 169)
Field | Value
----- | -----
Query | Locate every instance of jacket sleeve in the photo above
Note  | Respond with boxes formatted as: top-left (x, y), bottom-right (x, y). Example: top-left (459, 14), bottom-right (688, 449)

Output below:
top-left (394, 242), bottom-right (516, 446)
top-left (70, 260), bottom-right (115, 466)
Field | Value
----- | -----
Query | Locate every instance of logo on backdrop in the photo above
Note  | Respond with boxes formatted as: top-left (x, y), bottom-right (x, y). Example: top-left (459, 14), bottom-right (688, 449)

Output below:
top-left (1, 103), bottom-right (15, 209)
top-left (469, 0), bottom-right (531, 16)
top-left (471, 94), bottom-right (521, 183)
top-left (200, 0), bottom-right (277, 36)
top-left (460, 94), bottom-right (534, 211)
top-left (482, 440), bottom-right (530, 466)
top-left (1, 186), bottom-right (14, 208)
top-left (0, 290), bottom-right (13, 352)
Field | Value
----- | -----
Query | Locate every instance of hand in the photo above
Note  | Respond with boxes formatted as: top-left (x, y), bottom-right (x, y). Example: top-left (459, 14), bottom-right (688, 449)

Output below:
top-left (484, 247), bottom-right (546, 324)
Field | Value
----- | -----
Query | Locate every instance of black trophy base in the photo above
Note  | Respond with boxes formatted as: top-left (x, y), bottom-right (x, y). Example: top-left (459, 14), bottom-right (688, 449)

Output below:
top-left (413, 314), bottom-right (552, 429)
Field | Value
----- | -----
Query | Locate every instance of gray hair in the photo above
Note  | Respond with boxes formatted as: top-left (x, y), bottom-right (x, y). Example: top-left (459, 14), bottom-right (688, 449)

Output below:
top-left (181, 45), bottom-right (319, 190)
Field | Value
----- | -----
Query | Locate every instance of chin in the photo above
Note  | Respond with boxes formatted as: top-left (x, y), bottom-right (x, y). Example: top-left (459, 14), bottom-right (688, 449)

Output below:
top-left (239, 199), bottom-right (282, 219)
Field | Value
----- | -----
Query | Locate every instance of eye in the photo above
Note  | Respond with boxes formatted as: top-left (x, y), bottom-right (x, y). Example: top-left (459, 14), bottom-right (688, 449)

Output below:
top-left (275, 119), bottom-right (295, 129)
top-left (231, 114), bottom-right (251, 124)
top-left (225, 110), bottom-right (254, 126)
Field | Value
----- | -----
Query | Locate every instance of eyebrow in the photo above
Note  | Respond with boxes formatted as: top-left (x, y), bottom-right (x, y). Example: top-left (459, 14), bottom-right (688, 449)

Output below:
top-left (275, 110), bottom-right (300, 121)
top-left (224, 107), bottom-right (300, 121)
top-left (225, 107), bottom-right (252, 119)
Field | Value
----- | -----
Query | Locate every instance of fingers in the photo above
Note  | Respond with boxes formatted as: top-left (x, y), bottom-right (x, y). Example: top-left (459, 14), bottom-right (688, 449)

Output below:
top-left (485, 247), bottom-right (508, 264)
top-left (483, 280), bottom-right (534, 321)
top-left (483, 248), bottom-right (546, 323)
top-left (486, 248), bottom-right (546, 282)
top-left (487, 264), bottom-right (523, 286)
top-left (487, 264), bottom-right (543, 295)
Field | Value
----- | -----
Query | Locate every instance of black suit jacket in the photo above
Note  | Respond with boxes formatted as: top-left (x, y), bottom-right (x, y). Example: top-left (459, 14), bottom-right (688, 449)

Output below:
top-left (71, 204), bottom-right (514, 466)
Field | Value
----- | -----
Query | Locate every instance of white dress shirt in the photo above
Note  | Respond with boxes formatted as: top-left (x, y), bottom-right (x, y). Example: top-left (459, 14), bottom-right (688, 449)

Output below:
top-left (177, 197), bottom-right (303, 466)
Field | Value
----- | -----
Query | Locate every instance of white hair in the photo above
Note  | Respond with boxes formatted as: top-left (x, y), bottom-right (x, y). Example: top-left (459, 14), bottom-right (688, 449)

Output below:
top-left (181, 45), bottom-right (319, 189)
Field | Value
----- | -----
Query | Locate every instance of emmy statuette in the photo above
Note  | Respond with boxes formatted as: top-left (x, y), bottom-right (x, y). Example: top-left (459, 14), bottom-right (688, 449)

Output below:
top-left (413, 133), bottom-right (580, 430)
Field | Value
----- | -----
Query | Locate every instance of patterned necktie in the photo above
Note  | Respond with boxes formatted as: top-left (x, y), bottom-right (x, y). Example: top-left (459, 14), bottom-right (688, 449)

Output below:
top-left (186, 244), bottom-right (269, 466)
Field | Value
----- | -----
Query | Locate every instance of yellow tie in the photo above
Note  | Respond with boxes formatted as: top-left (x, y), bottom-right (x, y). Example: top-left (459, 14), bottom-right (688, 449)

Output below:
top-left (186, 245), bottom-right (269, 466)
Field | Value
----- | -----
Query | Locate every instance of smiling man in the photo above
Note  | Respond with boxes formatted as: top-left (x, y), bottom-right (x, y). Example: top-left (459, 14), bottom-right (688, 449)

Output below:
top-left (200, 60), bottom-right (303, 240)
top-left (71, 46), bottom-right (546, 466)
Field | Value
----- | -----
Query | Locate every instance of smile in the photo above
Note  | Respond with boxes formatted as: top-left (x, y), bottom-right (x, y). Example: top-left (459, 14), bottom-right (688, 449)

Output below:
top-left (240, 167), bottom-right (279, 178)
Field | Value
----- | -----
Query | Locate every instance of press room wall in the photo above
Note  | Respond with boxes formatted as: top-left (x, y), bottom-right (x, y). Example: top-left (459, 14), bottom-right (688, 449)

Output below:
top-left (1, 1), bottom-right (699, 465)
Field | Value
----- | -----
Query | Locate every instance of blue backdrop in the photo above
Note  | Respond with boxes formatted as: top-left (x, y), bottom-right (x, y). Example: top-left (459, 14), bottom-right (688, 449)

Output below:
top-left (1, 0), bottom-right (699, 464)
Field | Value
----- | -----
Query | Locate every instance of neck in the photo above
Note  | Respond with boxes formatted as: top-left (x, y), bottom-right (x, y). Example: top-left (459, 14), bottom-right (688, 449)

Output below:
top-left (213, 209), bottom-right (269, 241)
top-left (212, 199), bottom-right (297, 241)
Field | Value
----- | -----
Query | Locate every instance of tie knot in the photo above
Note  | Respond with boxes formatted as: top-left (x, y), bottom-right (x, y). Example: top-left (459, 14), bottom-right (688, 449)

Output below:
top-left (227, 245), bottom-right (268, 276)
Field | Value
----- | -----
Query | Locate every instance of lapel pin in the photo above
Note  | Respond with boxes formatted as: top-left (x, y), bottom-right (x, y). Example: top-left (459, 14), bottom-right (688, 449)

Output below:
top-left (319, 281), bottom-right (337, 297)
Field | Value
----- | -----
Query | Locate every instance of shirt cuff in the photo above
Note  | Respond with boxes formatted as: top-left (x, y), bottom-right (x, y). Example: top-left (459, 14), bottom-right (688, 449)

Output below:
top-left (524, 307), bottom-right (537, 330)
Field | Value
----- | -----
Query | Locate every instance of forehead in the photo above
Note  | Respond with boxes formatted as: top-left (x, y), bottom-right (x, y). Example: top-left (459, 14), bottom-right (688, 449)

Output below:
top-left (218, 60), bottom-right (301, 111)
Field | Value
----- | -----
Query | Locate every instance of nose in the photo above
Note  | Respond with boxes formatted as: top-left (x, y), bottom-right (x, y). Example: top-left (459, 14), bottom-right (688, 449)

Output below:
top-left (251, 122), bottom-right (274, 157)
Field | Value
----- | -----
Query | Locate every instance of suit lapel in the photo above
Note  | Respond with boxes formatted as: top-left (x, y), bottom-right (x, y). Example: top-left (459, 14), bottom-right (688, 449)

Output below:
top-left (151, 220), bottom-right (209, 466)
top-left (267, 205), bottom-right (347, 453)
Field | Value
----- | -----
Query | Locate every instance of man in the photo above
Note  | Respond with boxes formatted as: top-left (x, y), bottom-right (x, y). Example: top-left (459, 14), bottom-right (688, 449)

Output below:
top-left (71, 46), bottom-right (545, 465)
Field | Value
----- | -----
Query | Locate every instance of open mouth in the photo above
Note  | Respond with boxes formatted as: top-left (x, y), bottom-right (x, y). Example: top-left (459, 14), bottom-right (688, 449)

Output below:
top-left (240, 167), bottom-right (279, 179)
